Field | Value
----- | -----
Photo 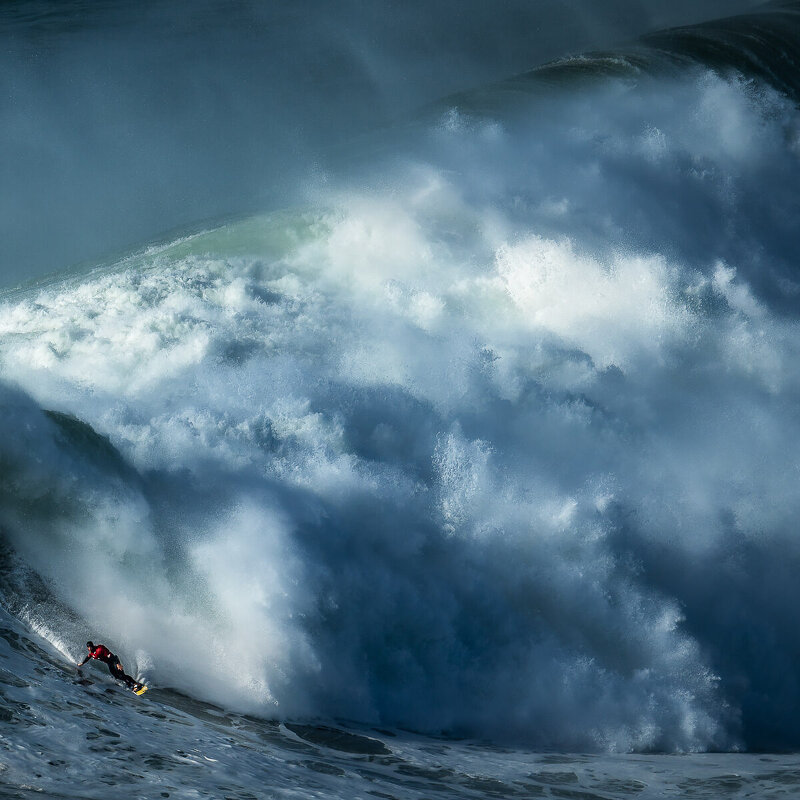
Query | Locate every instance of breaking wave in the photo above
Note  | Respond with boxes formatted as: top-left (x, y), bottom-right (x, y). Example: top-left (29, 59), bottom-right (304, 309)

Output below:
top-left (2, 3), bottom-right (800, 753)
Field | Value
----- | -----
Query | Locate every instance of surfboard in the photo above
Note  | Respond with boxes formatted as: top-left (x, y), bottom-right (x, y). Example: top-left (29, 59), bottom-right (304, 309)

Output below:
top-left (133, 685), bottom-right (148, 696)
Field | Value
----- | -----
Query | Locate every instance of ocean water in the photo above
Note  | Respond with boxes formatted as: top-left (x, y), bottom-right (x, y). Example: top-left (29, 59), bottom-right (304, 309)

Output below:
top-left (6, 609), bottom-right (800, 800)
top-left (3, 1), bottom-right (800, 797)
top-left (5, 610), bottom-right (800, 800)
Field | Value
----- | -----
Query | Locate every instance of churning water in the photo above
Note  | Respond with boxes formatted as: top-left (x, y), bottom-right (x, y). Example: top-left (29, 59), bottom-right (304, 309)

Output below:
top-left (3, 1), bottom-right (800, 797)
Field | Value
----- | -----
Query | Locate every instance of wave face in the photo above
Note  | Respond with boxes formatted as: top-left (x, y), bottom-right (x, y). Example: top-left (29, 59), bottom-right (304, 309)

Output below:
top-left (3, 4), bottom-right (800, 753)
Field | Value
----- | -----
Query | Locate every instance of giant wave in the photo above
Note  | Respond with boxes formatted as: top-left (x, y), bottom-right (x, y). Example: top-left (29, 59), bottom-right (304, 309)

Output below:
top-left (2, 2), bottom-right (800, 755)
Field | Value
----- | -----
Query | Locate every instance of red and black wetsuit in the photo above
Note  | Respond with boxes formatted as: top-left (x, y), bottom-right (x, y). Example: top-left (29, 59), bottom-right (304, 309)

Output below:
top-left (87, 644), bottom-right (137, 689)
top-left (87, 644), bottom-right (114, 665)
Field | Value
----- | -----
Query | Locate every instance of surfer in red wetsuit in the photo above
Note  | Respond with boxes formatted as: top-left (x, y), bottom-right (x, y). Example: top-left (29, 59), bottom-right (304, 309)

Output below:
top-left (78, 641), bottom-right (142, 691)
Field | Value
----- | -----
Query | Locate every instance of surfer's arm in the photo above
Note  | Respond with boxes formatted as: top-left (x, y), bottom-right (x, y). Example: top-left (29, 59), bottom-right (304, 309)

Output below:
top-left (77, 655), bottom-right (90, 667)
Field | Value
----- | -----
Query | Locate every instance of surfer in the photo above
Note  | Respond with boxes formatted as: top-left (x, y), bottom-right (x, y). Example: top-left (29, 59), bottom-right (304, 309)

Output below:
top-left (78, 641), bottom-right (142, 691)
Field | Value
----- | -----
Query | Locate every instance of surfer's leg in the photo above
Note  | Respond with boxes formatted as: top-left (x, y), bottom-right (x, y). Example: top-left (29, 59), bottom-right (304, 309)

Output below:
top-left (108, 656), bottom-right (138, 689)
top-left (108, 658), bottom-right (131, 684)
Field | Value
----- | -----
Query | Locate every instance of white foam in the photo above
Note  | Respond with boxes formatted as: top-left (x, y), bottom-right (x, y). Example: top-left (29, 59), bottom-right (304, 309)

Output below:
top-left (1, 68), bottom-right (799, 750)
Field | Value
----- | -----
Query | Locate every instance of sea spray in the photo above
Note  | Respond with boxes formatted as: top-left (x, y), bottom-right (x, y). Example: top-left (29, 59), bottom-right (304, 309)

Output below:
top-left (1, 63), bottom-right (800, 750)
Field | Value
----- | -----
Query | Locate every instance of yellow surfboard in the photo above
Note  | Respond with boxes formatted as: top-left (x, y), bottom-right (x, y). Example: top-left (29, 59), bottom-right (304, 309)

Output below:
top-left (133, 685), bottom-right (148, 696)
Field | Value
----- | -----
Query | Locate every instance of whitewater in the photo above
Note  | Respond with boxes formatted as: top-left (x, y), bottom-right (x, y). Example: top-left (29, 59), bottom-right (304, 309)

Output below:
top-left (3, 1), bottom-right (800, 797)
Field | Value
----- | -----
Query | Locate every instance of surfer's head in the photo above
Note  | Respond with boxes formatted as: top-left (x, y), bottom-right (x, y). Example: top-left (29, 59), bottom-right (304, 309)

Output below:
top-left (86, 641), bottom-right (93, 649)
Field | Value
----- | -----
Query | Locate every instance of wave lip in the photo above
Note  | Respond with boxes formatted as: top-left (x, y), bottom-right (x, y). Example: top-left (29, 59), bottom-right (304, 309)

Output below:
top-left (437, 0), bottom-right (800, 118)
